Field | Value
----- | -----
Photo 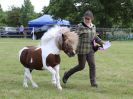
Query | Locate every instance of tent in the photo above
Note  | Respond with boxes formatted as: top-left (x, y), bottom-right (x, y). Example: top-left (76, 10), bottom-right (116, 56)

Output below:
top-left (28, 14), bottom-right (56, 27)
top-left (28, 15), bottom-right (70, 27)
top-left (57, 19), bottom-right (70, 26)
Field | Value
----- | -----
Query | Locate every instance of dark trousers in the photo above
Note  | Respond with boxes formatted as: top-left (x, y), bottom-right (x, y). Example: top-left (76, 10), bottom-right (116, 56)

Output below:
top-left (65, 51), bottom-right (96, 85)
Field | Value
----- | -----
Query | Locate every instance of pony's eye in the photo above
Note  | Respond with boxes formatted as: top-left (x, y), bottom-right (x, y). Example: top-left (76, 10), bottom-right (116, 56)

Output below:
top-left (66, 44), bottom-right (69, 46)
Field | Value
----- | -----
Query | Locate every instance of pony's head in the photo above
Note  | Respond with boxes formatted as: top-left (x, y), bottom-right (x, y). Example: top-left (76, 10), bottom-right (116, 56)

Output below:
top-left (59, 27), bottom-right (79, 57)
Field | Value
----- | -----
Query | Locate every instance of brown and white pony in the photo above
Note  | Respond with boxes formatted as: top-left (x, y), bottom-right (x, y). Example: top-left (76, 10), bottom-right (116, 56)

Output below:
top-left (19, 26), bottom-right (78, 90)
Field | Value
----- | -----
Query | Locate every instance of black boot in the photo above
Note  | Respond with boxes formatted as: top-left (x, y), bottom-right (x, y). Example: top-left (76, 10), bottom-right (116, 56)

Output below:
top-left (90, 67), bottom-right (98, 87)
top-left (90, 80), bottom-right (98, 87)
top-left (62, 72), bottom-right (68, 84)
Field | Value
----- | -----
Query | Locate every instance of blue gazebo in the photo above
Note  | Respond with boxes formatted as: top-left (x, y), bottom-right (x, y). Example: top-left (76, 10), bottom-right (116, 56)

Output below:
top-left (28, 14), bottom-right (56, 27)
top-left (56, 19), bottom-right (70, 26)
top-left (28, 15), bottom-right (70, 27)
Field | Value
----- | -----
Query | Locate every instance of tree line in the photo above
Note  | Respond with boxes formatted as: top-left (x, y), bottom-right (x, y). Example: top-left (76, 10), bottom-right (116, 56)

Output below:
top-left (0, 0), bottom-right (40, 27)
top-left (0, 0), bottom-right (133, 28)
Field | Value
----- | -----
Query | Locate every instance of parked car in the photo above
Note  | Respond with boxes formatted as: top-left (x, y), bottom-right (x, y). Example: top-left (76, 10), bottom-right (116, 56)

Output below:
top-left (32, 25), bottom-right (54, 40)
top-left (0, 27), bottom-right (33, 38)
top-left (0, 28), bottom-right (4, 35)
top-left (0, 27), bottom-right (19, 36)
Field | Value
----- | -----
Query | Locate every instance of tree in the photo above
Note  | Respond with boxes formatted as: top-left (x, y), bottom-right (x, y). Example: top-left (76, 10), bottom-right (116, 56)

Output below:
top-left (0, 4), bottom-right (6, 26)
top-left (43, 0), bottom-right (133, 27)
top-left (20, 0), bottom-right (37, 26)
top-left (0, 0), bottom-right (40, 26)
top-left (98, 0), bottom-right (133, 27)
top-left (6, 6), bottom-right (21, 26)
top-left (43, 0), bottom-right (79, 24)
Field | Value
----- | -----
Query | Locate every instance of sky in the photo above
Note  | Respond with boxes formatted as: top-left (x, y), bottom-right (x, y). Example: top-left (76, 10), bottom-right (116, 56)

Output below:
top-left (0, 0), bottom-right (50, 13)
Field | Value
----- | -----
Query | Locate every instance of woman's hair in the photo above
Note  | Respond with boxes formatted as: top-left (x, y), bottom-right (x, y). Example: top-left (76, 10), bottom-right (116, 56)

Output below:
top-left (83, 10), bottom-right (94, 20)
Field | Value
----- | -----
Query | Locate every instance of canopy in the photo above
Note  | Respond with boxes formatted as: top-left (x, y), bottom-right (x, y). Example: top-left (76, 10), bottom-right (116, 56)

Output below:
top-left (28, 14), bottom-right (70, 27)
top-left (28, 14), bottom-right (56, 27)
top-left (57, 19), bottom-right (70, 26)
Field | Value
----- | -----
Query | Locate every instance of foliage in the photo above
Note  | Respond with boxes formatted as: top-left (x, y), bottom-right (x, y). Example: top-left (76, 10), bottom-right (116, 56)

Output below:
top-left (98, 0), bottom-right (133, 27)
top-left (0, 4), bottom-right (6, 26)
top-left (6, 6), bottom-right (21, 26)
top-left (0, 0), bottom-right (40, 27)
top-left (0, 0), bottom-right (133, 27)
top-left (19, 0), bottom-right (38, 26)
top-left (43, 0), bottom-right (133, 27)
top-left (43, 0), bottom-right (79, 24)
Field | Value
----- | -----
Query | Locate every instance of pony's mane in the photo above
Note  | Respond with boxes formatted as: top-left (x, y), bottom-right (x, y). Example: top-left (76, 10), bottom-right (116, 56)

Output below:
top-left (59, 27), bottom-right (70, 34)
top-left (58, 26), bottom-right (79, 50)
top-left (63, 31), bottom-right (79, 50)
top-left (41, 26), bottom-right (61, 45)
top-left (41, 25), bottom-right (79, 50)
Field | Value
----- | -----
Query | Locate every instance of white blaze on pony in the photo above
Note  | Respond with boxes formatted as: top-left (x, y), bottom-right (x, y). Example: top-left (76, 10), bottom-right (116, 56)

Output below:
top-left (19, 26), bottom-right (79, 90)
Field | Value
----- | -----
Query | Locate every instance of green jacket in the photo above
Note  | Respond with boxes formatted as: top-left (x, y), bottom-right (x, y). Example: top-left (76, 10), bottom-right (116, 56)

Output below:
top-left (76, 22), bottom-right (103, 54)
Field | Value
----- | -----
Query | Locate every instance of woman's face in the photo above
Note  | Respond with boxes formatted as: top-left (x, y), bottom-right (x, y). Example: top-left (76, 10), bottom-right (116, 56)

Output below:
top-left (83, 17), bottom-right (92, 24)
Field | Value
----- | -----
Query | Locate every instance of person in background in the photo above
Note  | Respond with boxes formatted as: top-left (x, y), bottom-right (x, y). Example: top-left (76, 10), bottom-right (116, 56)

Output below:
top-left (19, 25), bottom-right (24, 35)
top-left (62, 10), bottom-right (104, 87)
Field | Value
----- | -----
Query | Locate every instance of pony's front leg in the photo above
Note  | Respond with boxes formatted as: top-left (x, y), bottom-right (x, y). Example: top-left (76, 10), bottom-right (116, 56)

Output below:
top-left (44, 66), bottom-right (57, 86)
top-left (42, 59), bottom-right (57, 86)
top-left (54, 65), bottom-right (62, 90)
top-left (52, 73), bottom-right (56, 85)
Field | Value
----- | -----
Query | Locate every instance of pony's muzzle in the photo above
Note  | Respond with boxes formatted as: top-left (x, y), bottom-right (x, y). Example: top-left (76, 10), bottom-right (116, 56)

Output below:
top-left (73, 50), bottom-right (76, 54)
top-left (68, 50), bottom-right (76, 57)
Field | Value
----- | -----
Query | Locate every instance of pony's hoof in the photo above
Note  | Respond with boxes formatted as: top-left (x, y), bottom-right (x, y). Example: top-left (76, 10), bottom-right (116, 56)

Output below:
top-left (57, 86), bottom-right (62, 91)
top-left (23, 84), bottom-right (28, 88)
top-left (33, 85), bottom-right (38, 88)
top-left (32, 83), bottom-right (38, 88)
top-left (52, 81), bottom-right (57, 86)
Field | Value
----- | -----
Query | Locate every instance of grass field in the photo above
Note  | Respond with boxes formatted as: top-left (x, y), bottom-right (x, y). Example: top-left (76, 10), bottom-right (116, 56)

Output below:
top-left (0, 38), bottom-right (133, 99)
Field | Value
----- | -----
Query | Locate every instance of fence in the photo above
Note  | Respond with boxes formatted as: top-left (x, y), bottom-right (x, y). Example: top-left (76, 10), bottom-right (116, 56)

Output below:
top-left (96, 28), bottom-right (133, 40)
top-left (0, 26), bottom-right (33, 38)
top-left (0, 26), bottom-right (133, 40)
top-left (71, 25), bottom-right (133, 40)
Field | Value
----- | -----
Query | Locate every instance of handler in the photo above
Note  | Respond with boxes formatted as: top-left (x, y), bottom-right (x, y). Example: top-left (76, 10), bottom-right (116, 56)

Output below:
top-left (62, 10), bottom-right (104, 87)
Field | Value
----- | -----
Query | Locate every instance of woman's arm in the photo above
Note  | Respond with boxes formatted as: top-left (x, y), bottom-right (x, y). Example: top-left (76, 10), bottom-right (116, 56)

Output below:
top-left (94, 36), bottom-right (104, 46)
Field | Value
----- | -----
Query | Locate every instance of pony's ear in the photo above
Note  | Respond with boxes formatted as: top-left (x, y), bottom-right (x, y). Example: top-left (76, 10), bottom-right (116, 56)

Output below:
top-left (62, 34), bottom-right (64, 38)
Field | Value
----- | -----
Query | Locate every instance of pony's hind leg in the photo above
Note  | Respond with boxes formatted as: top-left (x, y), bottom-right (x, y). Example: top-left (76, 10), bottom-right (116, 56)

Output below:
top-left (24, 67), bottom-right (38, 88)
top-left (23, 69), bottom-right (28, 88)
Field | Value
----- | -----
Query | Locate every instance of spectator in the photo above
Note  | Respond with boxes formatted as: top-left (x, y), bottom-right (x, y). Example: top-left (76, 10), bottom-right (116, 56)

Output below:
top-left (19, 25), bottom-right (24, 35)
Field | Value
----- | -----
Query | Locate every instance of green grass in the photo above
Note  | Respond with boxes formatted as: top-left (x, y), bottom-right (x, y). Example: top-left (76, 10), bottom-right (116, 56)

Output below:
top-left (0, 38), bottom-right (133, 99)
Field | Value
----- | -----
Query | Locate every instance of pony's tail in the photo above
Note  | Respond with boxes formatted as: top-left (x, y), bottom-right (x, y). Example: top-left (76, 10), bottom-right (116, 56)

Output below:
top-left (18, 47), bottom-right (28, 62)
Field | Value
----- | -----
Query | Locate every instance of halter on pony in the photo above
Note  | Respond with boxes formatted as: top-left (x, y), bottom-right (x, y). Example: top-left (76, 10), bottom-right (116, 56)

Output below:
top-left (19, 26), bottom-right (78, 90)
